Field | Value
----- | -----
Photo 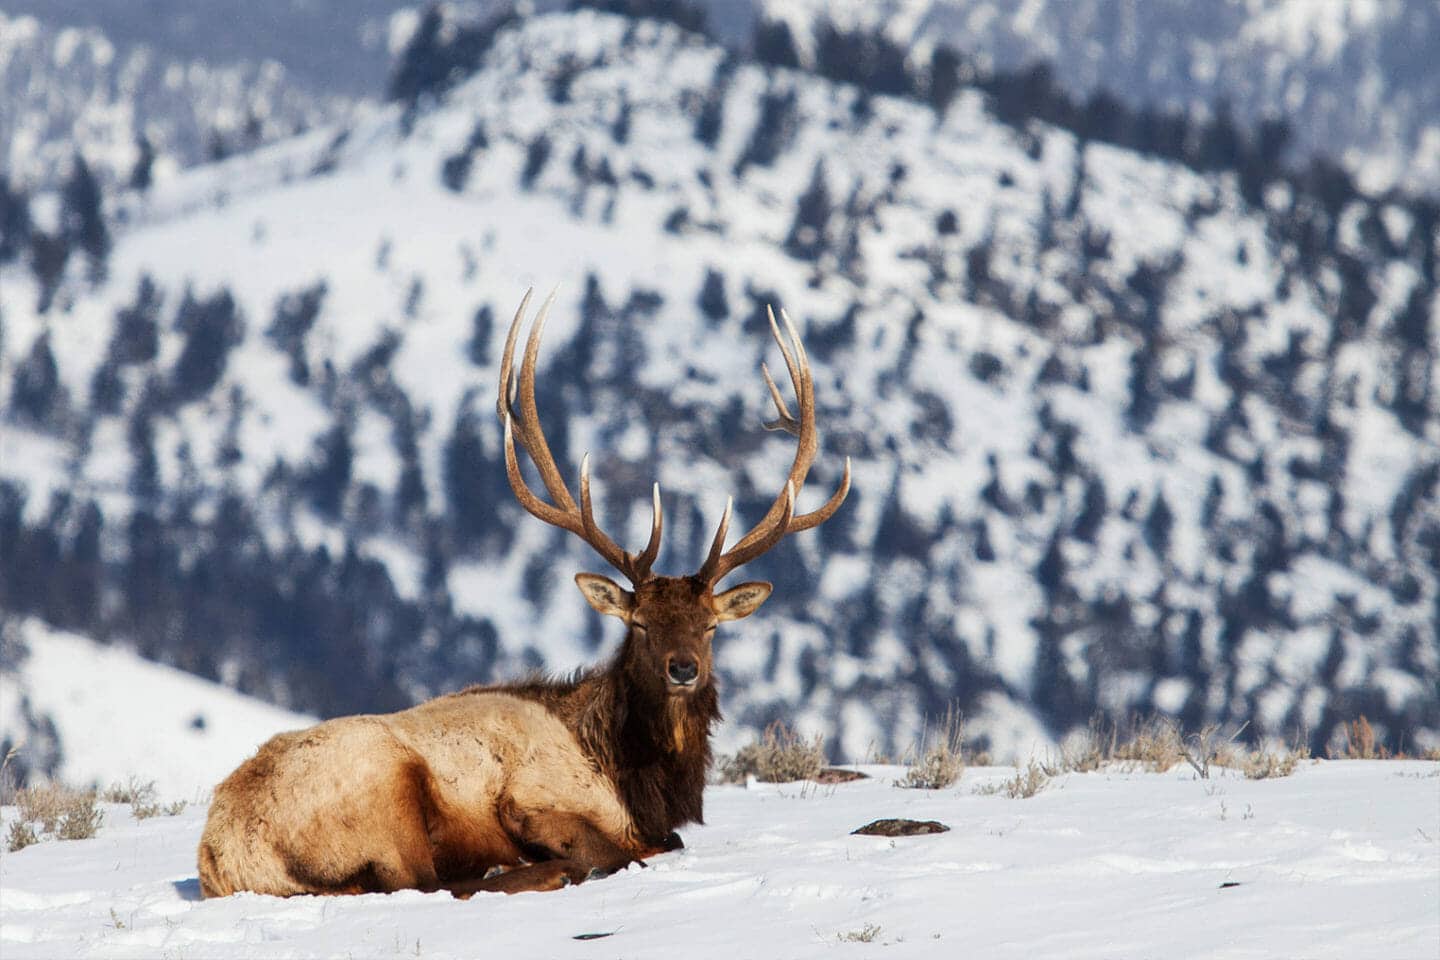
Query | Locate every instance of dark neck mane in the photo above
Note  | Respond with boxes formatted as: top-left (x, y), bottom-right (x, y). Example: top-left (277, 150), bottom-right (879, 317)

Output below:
top-left (496, 665), bottom-right (720, 844)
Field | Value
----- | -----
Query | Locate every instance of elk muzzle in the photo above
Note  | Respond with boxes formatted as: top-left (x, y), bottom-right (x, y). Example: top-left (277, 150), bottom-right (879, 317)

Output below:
top-left (665, 656), bottom-right (700, 688)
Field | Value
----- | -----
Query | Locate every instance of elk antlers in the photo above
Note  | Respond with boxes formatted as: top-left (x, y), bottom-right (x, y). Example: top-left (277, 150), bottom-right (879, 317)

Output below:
top-left (694, 306), bottom-right (850, 586)
top-left (499, 290), bottom-right (849, 587)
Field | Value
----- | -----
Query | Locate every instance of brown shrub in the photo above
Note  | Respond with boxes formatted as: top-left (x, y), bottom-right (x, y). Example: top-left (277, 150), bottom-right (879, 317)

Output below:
top-left (1332, 716), bottom-right (1390, 759)
top-left (977, 760), bottom-right (1050, 799)
top-left (1241, 745), bottom-right (1310, 780)
top-left (897, 708), bottom-right (966, 789)
top-left (12, 783), bottom-right (105, 843)
top-left (716, 721), bottom-right (825, 784)
top-left (6, 819), bottom-right (39, 852)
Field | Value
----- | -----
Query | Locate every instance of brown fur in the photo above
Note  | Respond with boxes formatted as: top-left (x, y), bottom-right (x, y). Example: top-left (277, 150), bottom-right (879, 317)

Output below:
top-left (198, 575), bottom-right (732, 898)
top-left (200, 292), bottom-right (848, 899)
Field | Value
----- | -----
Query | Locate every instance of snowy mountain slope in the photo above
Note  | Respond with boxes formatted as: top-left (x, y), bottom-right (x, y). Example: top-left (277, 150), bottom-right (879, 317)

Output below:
top-left (2, 760), bottom-right (1437, 959)
top-left (750, 0), bottom-right (1440, 195)
top-left (0, 618), bottom-right (313, 800)
top-left (0, 11), bottom-right (1436, 762)
top-left (2, 0), bottom-right (411, 97)
top-left (0, 11), bottom-right (369, 192)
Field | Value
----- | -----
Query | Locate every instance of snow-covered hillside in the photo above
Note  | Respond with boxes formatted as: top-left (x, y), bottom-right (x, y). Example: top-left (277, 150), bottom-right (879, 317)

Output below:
top-left (0, 11), bottom-right (368, 194)
top-left (2, 760), bottom-right (1437, 959)
top-left (1, 10), bottom-right (1436, 767)
top-left (749, 0), bottom-right (1440, 196)
top-left (0, 618), bottom-right (312, 800)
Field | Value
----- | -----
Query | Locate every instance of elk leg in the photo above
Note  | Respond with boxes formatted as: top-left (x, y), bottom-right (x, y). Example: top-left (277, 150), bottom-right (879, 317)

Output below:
top-left (446, 811), bottom-right (640, 897)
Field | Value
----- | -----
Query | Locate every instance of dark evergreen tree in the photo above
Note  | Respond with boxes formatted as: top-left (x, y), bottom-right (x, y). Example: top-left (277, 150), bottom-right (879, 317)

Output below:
top-left (62, 153), bottom-right (109, 281)
top-left (1144, 490), bottom-right (1174, 559)
top-left (693, 62), bottom-right (730, 147)
top-left (110, 274), bottom-right (162, 366)
top-left (611, 96), bottom-right (631, 145)
top-left (29, 230), bottom-right (70, 314)
top-left (444, 393), bottom-right (509, 555)
top-left (0, 174), bottom-right (31, 265)
top-left (732, 86), bottom-right (799, 176)
top-left (130, 135), bottom-right (156, 193)
top-left (752, 18), bottom-right (800, 69)
top-left (267, 281), bottom-right (326, 385)
top-left (783, 160), bottom-right (832, 262)
top-left (126, 380), bottom-right (163, 504)
top-left (9, 332), bottom-right (65, 430)
top-left (697, 269), bottom-right (729, 323)
top-left (305, 418), bottom-right (354, 519)
top-left (66, 501), bottom-right (104, 632)
top-left (520, 134), bottom-right (552, 190)
top-left (813, 20), bottom-right (914, 97)
top-left (928, 45), bottom-right (963, 115)
top-left (466, 304), bottom-right (494, 365)
top-left (89, 358), bottom-right (125, 415)
top-left (171, 287), bottom-right (244, 404)
top-left (441, 121), bottom-right (489, 194)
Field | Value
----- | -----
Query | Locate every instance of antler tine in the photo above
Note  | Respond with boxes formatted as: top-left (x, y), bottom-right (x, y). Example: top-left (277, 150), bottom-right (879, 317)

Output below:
top-left (695, 496), bottom-right (733, 584)
top-left (497, 288), bottom-right (533, 423)
top-left (724, 308), bottom-right (819, 556)
top-left (578, 453), bottom-right (632, 575)
top-left (698, 306), bottom-right (850, 585)
top-left (634, 482), bottom-right (664, 577)
top-left (760, 363), bottom-right (797, 434)
top-left (790, 456), bottom-right (851, 532)
top-left (503, 412), bottom-right (580, 533)
top-left (703, 484), bottom-right (796, 585)
top-left (514, 290), bottom-right (577, 512)
top-left (499, 290), bottom-right (664, 585)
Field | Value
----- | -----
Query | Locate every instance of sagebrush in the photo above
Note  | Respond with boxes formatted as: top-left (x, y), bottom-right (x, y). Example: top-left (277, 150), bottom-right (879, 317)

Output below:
top-left (716, 722), bottom-right (825, 783)
top-left (897, 708), bottom-right (966, 789)
top-left (7, 783), bottom-right (104, 849)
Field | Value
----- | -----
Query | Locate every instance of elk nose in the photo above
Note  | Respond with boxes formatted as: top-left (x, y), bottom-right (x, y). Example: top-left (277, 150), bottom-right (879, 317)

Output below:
top-left (667, 657), bottom-right (699, 685)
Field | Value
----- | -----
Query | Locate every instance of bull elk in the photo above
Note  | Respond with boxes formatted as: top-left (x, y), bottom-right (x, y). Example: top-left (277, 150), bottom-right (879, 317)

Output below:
top-left (197, 289), bottom-right (850, 897)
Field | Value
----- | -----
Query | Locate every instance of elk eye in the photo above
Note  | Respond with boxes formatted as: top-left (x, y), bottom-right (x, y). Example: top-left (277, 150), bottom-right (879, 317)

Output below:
top-left (632, 623), bottom-right (649, 636)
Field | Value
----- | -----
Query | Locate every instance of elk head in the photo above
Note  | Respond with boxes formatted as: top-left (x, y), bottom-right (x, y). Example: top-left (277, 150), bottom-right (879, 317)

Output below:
top-left (497, 289), bottom-right (850, 706)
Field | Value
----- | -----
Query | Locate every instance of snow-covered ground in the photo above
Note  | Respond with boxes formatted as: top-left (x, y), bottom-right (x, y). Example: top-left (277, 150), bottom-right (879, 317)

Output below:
top-left (2, 760), bottom-right (1436, 959)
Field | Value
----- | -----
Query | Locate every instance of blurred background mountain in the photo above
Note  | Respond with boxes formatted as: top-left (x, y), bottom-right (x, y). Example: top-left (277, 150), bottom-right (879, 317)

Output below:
top-left (2, 0), bottom-right (1436, 788)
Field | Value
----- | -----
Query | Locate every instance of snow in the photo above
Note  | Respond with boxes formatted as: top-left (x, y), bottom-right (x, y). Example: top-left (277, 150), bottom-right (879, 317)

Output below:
top-left (0, 620), bottom-right (313, 802)
top-left (2, 760), bottom-right (1436, 959)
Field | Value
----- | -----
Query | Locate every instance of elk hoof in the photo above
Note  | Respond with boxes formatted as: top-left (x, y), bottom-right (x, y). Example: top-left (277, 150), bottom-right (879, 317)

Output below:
top-left (482, 865), bottom-right (507, 880)
top-left (586, 867), bottom-right (610, 882)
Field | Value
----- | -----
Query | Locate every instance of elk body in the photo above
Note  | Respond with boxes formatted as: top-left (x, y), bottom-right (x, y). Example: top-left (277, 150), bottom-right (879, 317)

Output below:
top-left (197, 291), bottom-right (849, 897)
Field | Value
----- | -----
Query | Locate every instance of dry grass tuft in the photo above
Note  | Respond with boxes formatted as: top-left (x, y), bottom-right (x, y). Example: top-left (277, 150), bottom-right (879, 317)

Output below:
top-left (7, 782), bottom-right (105, 848)
top-left (838, 923), bottom-right (882, 943)
top-left (101, 777), bottom-right (187, 819)
top-left (1241, 744), bottom-right (1311, 780)
top-left (897, 708), bottom-right (966, 790)
top-left (55, 795), bottom-right (105, 840)
top-left (6, 819), bottom-right (39, 852)
top-left (1043, 717), bottom-right (1191, 775)
top-left (104, 777), bottom-right (161, 819)
top-left (977, 760), bottom-right (1050, 799)
top-left (1331, 716), bottom-right (1391, 759)
top-left (1109, 717), bottom-right (1187, 772)
top-left (717, 722), bottom-right (826, 784)
top-left (1042, 716), bottom-right (1317, 780)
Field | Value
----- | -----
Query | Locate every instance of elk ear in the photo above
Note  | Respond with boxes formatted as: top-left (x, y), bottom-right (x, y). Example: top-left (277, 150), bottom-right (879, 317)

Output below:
top-left (575, 573), bottom-right (633, 619)
top-left (713, 581), bottom-right (772, 622)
